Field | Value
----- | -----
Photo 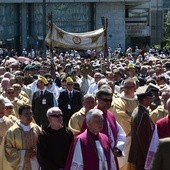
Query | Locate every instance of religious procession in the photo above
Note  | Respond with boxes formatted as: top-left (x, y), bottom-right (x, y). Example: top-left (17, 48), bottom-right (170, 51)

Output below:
top-left (0, 15), bottom-right (170, 170)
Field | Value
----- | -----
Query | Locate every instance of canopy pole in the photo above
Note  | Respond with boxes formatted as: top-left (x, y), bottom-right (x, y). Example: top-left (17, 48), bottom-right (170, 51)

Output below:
top-left (48, 12), bottom-right (56, 79)
top-left (48, 12), bottom-right (54, 59)
top-left (101, 16), bottom-right (108, 60)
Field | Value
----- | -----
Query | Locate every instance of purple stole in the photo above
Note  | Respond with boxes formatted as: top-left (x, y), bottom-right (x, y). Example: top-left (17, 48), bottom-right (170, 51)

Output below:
top-left (65, 130), bottom-right (111, 170)
top-left (81, 110), bottom-right (118, 147)
top-left (157, 115), bottom-right (170, 138)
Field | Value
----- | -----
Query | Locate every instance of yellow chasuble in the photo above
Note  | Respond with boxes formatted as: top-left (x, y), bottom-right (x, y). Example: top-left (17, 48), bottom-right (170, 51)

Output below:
top-left (111, 96), bottom-right (138, 135)
top-left (150, 105), bottom-right (168, 124)
top-left (68, 107), bottom-right (86, 136)
top-left (1, 121), bottom-right (41, 170)
top-left (110, 93), bottom-right (138, 170)
top-left (0, 116), bottom-right (14, 144)
top-left (0, 116), bottom-right (14, 170)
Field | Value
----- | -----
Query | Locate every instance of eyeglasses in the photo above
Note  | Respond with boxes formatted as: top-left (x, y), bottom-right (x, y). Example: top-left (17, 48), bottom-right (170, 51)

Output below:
top-left (67, 84), bottom-right (74, 86)
top-left (124, 85), bottom-right (135, 89)
top-left (6, 106), bottom-right (13, 110)
top-left (7, 91), bottom-right (14, 94)
top-left (99, 98), bottom-right (112, 103)
top-left (50, 114), bottom-right (63, 118)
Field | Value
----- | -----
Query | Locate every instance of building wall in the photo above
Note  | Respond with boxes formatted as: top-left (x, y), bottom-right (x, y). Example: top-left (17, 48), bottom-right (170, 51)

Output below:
top-left (150, 0), bottom-right (164, 46)
top-left (0, 1), bottom-right (151, 52)
top-left (0, 0), bottom-right (150, 3)
top-left (0, 4), bottom-right (19, 47)
top-left (95, 2), bottom-right (125, 51)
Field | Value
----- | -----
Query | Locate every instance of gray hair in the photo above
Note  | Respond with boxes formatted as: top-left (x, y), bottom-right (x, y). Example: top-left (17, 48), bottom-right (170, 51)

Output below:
top-left (83, 93), bottom-right (95, 101)
top-left (1, 77), bottom-right (10, 83)
top-left (86, 108), bottom-right (103, 124)
top-left (46, 107), bottom-right (62, 117)
top-left (96, 85), bottom-right (113, 99)
top-left (97, 78), bottom-right (109, 89)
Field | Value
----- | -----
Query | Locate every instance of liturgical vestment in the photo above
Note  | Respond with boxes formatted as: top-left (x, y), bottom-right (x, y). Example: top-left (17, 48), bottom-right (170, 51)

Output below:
top-left (1, 121), bottom-right (41, 170)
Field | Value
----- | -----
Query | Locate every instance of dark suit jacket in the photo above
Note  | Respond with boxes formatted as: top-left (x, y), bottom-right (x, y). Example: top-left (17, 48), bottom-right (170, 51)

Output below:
top-left (128, 105), bottom-right (154, 170)
top-left (150, 137), bottom-right (170, 170)
top-left (58, 89), bottom-right (82, 126)
top-left (32, 90), bottom-right (54, 128)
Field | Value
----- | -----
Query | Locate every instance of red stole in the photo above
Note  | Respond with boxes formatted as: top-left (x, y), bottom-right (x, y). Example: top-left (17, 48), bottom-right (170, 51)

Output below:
top-left (157, 115), bottom-right (170, 138)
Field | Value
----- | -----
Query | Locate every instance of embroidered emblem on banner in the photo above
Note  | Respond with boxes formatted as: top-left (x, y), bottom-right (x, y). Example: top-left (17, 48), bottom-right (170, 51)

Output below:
top-left (72, 36), bottom-right (81, 45)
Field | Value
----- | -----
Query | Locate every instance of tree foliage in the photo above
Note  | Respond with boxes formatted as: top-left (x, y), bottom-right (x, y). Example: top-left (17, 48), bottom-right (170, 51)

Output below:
top-left (165, 11), bottom-right (170, 48)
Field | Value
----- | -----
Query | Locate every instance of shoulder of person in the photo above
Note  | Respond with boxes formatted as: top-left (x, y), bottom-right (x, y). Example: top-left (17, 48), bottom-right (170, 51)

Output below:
top-left (3, 116), bottom-right (14, 125)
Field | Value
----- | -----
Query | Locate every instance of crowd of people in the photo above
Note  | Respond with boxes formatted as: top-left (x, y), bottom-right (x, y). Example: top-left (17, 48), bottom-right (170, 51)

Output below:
top-left (0, 46), bottom-right (170, 170)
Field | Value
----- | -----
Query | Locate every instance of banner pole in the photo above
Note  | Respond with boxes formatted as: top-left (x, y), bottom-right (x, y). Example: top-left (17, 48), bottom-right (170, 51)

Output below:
top-left (101, 16), bottom-right (108, 60)
top-left (48, 12), bottom-right (54, 59)
top-left (48, 12), bottom-right (55, 79)
top-left (43, 0), bottom-right (46, 58)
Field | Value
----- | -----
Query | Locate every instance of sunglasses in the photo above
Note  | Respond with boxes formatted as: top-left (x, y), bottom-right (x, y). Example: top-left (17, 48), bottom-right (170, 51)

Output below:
top-left (124, 85), bottom-right (136, 88)
top-left (50, 114), bottom-right (63, 118)
top-left (99, 98), bottom-right (112, 103)
top-left (6, 106), bottom-right (13, 110)
top-left (7, 91), bottom-right (14, 94)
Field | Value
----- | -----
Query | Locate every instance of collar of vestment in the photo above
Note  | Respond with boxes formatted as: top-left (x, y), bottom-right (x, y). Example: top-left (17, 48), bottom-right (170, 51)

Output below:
top-left (9, 97), bottom-right (18, 103)
top-left (87, 129), bottom-right (99, 141)
top-left (0, 116), bottom-right (5, 123)
top-left (120, 91), bottom-right (138, 101)
top-left (139, 104), bottom-right (148, 111)
top-left (80, 107), bottom-right (86, 115)
top-left (19, 122), bottom-right (31, 131)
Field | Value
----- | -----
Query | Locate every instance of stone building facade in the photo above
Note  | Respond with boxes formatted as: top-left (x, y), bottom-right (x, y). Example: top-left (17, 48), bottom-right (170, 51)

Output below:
top-left (0, 0), bottom-right (152, 53)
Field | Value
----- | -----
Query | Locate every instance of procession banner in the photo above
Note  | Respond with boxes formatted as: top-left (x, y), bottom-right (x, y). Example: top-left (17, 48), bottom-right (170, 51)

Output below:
top-left (45, 23), bottom-right (105, 51)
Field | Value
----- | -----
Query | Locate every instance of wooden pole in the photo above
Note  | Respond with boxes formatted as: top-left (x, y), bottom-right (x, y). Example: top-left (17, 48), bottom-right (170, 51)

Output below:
top-left (101, 16), bottom-right (108, 60)
top-left (43, 0), bottom-right (46, 58)
top-left (48, 12), bottom-right (54, 59)
top-left (48, 12), bottom-right (55, 79)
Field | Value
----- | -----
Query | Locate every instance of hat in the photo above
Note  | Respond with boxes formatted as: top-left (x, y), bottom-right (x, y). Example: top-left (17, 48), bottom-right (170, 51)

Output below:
top-left (147, 83), bottom-right (160, 92)
top-left (67, 70), bottom-right (76, 77)
top-left (66, 77), bottom-right (74, 84)
top-left (4, 98), bottom-right (13, 107)
top-left (23, 65), bottom-right (33, 71)
top-left (135, 85), bottom-right (153, 99)
top-left (32, 64), bottom-right (41, 71)
top-left (163, 62), bottom-right (170, 69)
top-left (38, 75), bottom-right (48, 85)
top-left (127, 63), bottom-right (135, 69)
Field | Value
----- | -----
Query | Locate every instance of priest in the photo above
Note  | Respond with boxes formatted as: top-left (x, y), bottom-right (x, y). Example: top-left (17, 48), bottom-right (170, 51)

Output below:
top-left (1, 104), bottom-right (41, 170)
top-left (65, 108), bottom-right (118, 170)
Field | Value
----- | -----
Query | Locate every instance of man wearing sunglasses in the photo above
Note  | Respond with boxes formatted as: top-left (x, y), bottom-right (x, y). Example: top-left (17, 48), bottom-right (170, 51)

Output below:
top-left (32, 75), bottom-right (54, 128)
top-left (37, 107), bottom-right (74, 170)
top-left (110, 78), bottom-right (138, 169)
top-left (0, 97), bottom-right (14, 146)
top-left (58, 76), bottom-right (83, 126)
top-left (1, 104), bottom-right (41, 170)
top-left (81, 85), bottom-right (126, 170)
top-left (5, 86), bottom-right (24, 118)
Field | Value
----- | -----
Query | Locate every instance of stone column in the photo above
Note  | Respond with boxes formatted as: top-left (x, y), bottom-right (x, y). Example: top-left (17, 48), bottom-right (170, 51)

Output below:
top-left (20, 3), bottom-right (28, 50)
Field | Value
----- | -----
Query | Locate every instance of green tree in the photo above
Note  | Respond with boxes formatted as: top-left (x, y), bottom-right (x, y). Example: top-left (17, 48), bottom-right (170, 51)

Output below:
top-left (165, 11), bottom-right (170, 48)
